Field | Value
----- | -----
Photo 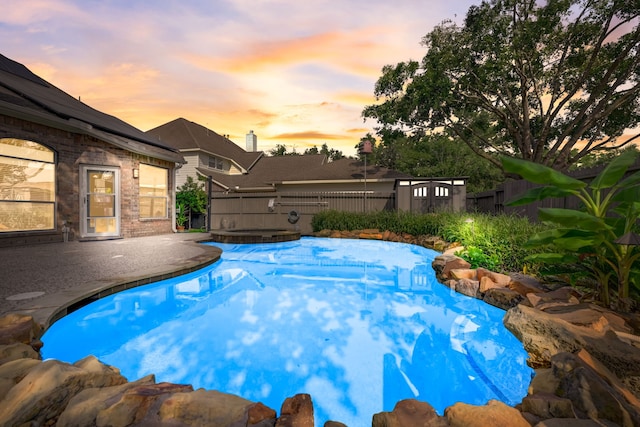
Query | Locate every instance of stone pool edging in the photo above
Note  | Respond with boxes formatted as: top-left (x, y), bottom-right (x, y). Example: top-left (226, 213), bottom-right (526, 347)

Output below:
top-left (1, 230), bottom-right (639, 426)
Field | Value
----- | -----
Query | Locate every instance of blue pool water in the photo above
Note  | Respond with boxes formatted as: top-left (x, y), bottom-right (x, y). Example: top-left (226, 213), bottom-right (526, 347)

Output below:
top-left (42, 237), bottom-right (533, 426)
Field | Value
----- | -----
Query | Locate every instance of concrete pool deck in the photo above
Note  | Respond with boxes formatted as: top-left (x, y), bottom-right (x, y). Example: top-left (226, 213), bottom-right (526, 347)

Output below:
top-left (0, 232), bottom-right (221, 327)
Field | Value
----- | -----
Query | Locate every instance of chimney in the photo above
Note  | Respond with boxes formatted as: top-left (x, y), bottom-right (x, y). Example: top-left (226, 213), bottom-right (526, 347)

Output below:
top-left (246, 130), bottom-right (257, 152)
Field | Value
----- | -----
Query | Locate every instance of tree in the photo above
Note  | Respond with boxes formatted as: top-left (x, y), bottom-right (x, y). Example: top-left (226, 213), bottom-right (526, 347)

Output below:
top-left (569, 145), bottom-right (640, 171)
top-left (359, 132), bottom-right (502, 192)
top-left (393, 134), bottom-right (503, 193)
top-left (304, 146), bottom-right (319, 155)
top-left (363, 0), bottom-right (640, 173)
top-left (304, 143), bottom-right (345, 161)
top-left (176, 176), bottom-right (207, 218)
top-left (268, 144), bottom-right (300, 156)
top-left (320, 143), bottom-right (344, 161)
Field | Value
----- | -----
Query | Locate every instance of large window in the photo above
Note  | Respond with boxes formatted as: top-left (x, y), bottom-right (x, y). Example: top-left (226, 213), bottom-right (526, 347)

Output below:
top-left (139, 164), bottom-right (168, 219)
top-left (0, 138), bottom-right (55, 232)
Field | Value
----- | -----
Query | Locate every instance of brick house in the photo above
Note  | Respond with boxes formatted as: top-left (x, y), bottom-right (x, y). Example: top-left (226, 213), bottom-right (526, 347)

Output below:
top-left (0, 54), bottom-right (185, 247)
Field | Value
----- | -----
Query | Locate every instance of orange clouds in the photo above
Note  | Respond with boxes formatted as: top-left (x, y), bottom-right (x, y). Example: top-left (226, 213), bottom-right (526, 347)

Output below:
top-left (273, 131), bottom-right (342, 141)
top-left (2, 0), bottom-right (481, 156)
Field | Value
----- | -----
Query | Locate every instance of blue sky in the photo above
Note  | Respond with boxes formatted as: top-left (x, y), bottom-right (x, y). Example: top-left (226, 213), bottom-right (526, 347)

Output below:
top-left (1, 0), bottom-right (480, 155)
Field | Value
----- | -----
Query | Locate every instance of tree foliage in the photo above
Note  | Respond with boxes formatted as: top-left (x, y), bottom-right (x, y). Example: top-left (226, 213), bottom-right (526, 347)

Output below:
top-left (176, 176), bottom-right (207, 215)
top-left (363, 0), bottom-right (640, 173)
top-left (267, 144), bottom-right (300, 156)
top-left (305, 143), bottom-right (344, 161)
top-left (269, 143), bottom-right (345, 160)
top-left (366, 133), bottom-right (504, 192)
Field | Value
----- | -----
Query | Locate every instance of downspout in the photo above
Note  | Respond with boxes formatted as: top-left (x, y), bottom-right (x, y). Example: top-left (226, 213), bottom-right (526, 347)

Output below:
top-left (207, 175), bottom-right (212, 232)
top-left (172, 163), bottom-right (182, 233)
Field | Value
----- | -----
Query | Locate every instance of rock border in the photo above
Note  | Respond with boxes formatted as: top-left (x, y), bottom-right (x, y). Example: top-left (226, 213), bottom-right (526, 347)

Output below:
top-left (1, 230), bottom-right (639, 426)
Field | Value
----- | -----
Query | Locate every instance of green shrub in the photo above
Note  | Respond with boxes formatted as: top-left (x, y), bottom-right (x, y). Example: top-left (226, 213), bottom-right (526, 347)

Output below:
top-left (455, 246), bottom-right (499, 270)
top-left (311, 210), bottom-right (550, 273)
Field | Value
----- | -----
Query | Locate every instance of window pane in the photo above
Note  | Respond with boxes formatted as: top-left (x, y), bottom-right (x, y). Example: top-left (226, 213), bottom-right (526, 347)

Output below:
top-left (0, 201), bottom-right (55, 231)
top-left (139, 197), bottom-right (167, 218)
top-left (139, 164), bottom-right (167, 196)
top-left (139, 164), bottom-right (168, 219)
top-left (0, 156), bottom-right (55, 202)
top-left (87, 218), bottom-right (116, 234)
top-left (88, 194), bottom-right (115, 217)
top-left (0, 138), bottom-right (54, 163)
top-left (0, 138), bottom-right (55, 232)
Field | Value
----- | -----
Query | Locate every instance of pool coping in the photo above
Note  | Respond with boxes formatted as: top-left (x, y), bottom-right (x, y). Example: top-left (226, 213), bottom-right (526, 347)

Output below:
top-left (10, 239), bottom-right (222, 330)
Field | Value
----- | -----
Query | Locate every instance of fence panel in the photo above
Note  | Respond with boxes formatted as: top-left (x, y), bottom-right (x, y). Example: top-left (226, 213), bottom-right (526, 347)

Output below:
top-left (210, 191), bottom-right (396, 234)
top-left (467, 159), bottom-right (640, 220)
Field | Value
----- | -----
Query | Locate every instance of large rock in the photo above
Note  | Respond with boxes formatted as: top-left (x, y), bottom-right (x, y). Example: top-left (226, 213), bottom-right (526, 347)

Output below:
top-left (0, 357), bottom-right (41, 398)
top-left (159, 388), bottom-right (276, 427)
top-left (520, 392), bottom-right (576, 419)
top-left (0, 314), bottom-right (42, 349)
top-left (0, 342), bottom-right (39, 365)
top-left (534, 419), bottom-right (622, 426)
top-left (432, 255), bottom-right (471, 281)
top-left (276, 393), bottom-right (313, 427)
top-left (479, 276), bottom-right (505, 294)
top-left (455, 278), bottom-right (480, 298)
top-left (504, 304), bottom-right (640, 394)
top-left (508, 273), bottom-right (547, 296)
top-left (57, 374), bottom-right (157, 426)
top-left (541, 303), bottom-right (634, 334)
top-left (476, 268), bottom-right (511, 286)
top-left (372, 399), bottom-right (448, 427)
top-left (482, 287), bottom-right (524, 310)
top-left (526, 286), bottom-right (581, 311)
top-left (0, 356), bottom-right (127, 426)
top-left (97, 382), bottom-right (194, 425)
top-left (449, 269), bottom-right (477, 280)
top-left (528, 368), bottom-right (560, 395)
top-left (550, 352), bottom-right (640, 427)
top-left (444, 399), bottom-right (530, 427)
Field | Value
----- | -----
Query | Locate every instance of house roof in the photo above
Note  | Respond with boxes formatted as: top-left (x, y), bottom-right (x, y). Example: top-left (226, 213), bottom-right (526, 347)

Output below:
top-left (201, 155), bottom-right (412, 191)
top-left (146, 118), bottom-right (262, 171)
top-left (0, 54), bottom-right (183, 164)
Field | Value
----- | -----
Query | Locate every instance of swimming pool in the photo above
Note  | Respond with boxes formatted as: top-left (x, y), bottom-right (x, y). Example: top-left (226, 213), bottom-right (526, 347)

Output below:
top-left (41, 237), bottom-right (533, 426)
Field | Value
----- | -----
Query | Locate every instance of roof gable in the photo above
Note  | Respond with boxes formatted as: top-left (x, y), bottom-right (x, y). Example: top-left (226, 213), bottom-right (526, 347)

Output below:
top-left (146, 118), bottom-right (261, 170)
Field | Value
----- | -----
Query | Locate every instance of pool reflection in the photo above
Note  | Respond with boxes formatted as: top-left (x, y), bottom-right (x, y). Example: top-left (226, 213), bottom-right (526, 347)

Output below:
top-left (42, 238), bottom-right (533, 426)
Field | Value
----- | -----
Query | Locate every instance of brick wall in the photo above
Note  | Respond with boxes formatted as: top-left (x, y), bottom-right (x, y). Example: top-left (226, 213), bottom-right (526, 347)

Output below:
top-left (0, 114), bottom-right (176, 246)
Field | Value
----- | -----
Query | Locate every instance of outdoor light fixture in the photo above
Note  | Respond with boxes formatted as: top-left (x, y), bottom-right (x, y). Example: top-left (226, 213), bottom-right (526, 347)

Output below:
top-left (465, 218), bottom-right (475, 239)
top-left (133, 168), bottom-right (139, 178)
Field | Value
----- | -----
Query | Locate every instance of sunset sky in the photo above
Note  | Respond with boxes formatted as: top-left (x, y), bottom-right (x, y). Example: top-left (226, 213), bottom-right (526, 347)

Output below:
top-left (1, 0), bottom-right (480, 156)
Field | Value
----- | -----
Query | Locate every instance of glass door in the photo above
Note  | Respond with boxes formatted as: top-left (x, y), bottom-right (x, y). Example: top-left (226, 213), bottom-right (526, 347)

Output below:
top-left (80, 165), bottom-right (120, 238)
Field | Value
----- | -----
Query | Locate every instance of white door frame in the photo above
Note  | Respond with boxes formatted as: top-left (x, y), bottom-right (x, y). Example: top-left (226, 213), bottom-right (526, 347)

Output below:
top-left (79, 165), bottom-right (121, 238)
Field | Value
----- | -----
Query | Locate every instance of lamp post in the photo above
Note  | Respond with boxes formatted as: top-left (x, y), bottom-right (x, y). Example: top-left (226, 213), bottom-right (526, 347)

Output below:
top-left (359, 140), bottom-right (373, 213)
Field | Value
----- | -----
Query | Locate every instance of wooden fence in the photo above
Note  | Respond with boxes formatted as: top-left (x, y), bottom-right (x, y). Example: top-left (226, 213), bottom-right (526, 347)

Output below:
top-left (210, 191), bottom-right (396, 234)
top-left (466, 159), bottom-right (640, 221)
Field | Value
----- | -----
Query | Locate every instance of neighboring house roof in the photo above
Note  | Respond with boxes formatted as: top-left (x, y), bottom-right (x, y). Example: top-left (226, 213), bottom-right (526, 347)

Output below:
top-left (200, 155), bottom-right (413, 191)
top-left (146, 118), bottom-right (262, 172)
top-left (0, 54), bottom-right (183, 164)
top-left (145, 117), bottom-right (413, 191)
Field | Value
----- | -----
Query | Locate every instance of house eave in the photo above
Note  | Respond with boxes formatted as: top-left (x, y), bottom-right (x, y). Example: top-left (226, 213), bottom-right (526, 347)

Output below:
top-left (0, 102), bottom-right (185, 165)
